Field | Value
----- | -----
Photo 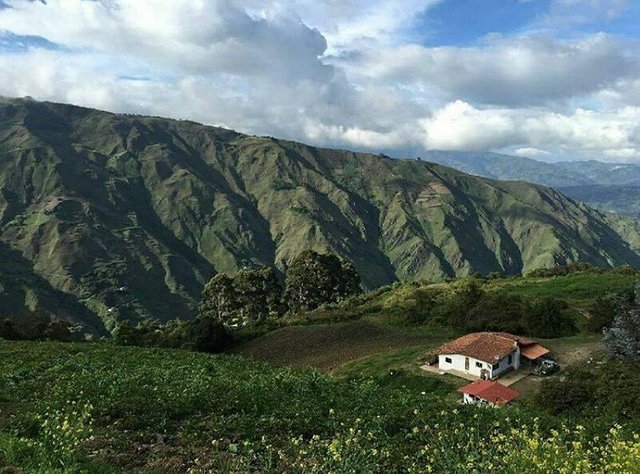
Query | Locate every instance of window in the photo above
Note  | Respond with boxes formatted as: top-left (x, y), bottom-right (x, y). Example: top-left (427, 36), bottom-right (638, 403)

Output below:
top-left (444, 357), bottom-right (452, 364)
top-left (508, 354), bottom-right (513, 364)
top-left (475, 361), bottom-right (483, 368)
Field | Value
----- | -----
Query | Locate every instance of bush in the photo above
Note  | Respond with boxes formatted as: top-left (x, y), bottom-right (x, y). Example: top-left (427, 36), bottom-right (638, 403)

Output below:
top-left (0, 318), bottom-right (23, 340)
top-left (465, 292), bottom-right (527, 334)
top-left (0, 316), bottom-right (72, 342)
top-left (586, 291), bottom-right (631, 333)
top-left (112, 316), bottom-right (230, 353)
top-left (604, 282), bottom-right (640, 364)
top-left (535, 369), bottom-right (594, 415)
top-left (527, 263), bottom-right (603, 278)
top-left (418, 282), bottom-right (576, 338)
top-left (524, 297), bottom-right (576, 338)
top-left (535, 360), bottom-right (640, 426)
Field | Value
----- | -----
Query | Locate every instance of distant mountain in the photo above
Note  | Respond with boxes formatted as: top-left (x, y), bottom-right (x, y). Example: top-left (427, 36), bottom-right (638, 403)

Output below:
top-left (421, 151), bottom-right (589, 187)
top-left (556, 161), bottom-right (640, 186)
top-left (3, 98), bottom-right (640, 334)
top-left (424, 151), bottom-right (640, 217)
top-left (557, 185), bottom-right (640, 217)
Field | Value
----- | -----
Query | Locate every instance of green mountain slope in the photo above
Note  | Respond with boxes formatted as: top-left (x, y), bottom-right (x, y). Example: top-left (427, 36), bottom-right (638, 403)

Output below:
top-left (2, 98), bottom-right (640, 334)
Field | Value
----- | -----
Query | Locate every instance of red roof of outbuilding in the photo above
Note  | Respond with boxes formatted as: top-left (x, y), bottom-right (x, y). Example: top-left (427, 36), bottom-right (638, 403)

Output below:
top-left (458, 380), bottom-right (520, 405)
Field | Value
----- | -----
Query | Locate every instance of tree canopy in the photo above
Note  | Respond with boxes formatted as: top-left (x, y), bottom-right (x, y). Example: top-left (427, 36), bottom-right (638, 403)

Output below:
top-left (284, 250), bottom-right (362, 313)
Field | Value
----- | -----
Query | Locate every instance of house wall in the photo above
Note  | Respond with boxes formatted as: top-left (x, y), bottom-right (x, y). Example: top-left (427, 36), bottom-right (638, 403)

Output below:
top-left (490, 347), bottom-right (520, 378)
top-left (463, 393), bottom-right (481, 404)
top-left (438, 354), bottom-right (492, 378)
top-left (463, 393), bottom-right (501, 407)
top-left (439, 346), bottom-right (520, 379)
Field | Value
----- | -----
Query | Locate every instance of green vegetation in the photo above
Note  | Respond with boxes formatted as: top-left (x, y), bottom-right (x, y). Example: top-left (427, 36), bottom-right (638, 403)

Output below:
top-left (235, 269), bottom-right (630, 404)
top-left (283, 250), bottom-right (361, 313)
top-left (197, 250), bottom-right (361, 329)
top-left (0, 315), bottom-right (73, 342)
top-left (535, 359), bottom-right (640, 430)
top-left (332, 345), bottom-right (459, 397)
top-left (4, 98), bottom-right (640, 334)
top-left (199, 267), bottom-right (282, 327)
top-left (286, 269), bottom-right (638, 339)
top-left (1, 340), bottom-right (639, 473)
top-left (604, 283), bottom-right (640, 364)
top-left (112, 316), bottom-right (230, 353)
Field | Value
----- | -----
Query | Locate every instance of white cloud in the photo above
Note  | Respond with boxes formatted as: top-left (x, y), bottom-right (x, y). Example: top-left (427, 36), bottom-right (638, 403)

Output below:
top-left (418, 101), bottom-right (640, 160)
top-left (0, 0), bottom-right (331, 82)
top-left (0, 0), bottom-right (639, 163)
top-left (514, 147), bottom-right (551, 158)
top-left (543, 0), bottom-right (632, 27)
top-left (354, 34), bottom-right (639, 106)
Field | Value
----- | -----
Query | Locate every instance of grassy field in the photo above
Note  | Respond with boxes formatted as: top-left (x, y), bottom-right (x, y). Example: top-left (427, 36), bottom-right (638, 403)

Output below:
top-left (1, 340), bottom-right (639, 473)
top-left (235, 270), bottom-right (631, 393)
top-left (486, 272), bottom-right (637, 306)
top-left (234, 319), bottom-right (455, 372)
top-left (1, 269), bottom-right (637, 472)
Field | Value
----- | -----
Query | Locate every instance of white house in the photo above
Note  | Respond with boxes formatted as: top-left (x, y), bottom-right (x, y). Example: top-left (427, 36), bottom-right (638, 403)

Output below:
top-left (436, 332), bottom-right (549, 380)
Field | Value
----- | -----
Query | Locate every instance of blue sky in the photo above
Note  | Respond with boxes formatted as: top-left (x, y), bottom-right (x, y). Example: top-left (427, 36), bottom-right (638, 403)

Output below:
top-left (0, 0), bottom-right (639, 162)
top-left (422, 0), bottom-right (640, 45)
top-left (422, 0), bottom-right (553, 46)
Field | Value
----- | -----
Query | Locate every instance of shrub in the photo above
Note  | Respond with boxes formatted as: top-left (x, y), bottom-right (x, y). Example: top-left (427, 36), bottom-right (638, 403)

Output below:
top-left (524, 297), bottom-right (576, 338)
top-left (465, 291), bottom-right (527, 334)
top-left (112, 316), bottom-right (230, 353)
top-left (586, 291), bottom-right (631, 333)
top-left (535, 360), bottom-right (640, 426)
top-left (0, 318), bottom-right (23, 340)
top-left (604, 282), bottom-right (640, 364)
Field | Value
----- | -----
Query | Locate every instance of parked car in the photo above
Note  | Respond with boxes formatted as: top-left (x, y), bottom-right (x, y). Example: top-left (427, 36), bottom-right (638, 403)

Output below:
top-left (535, 359), bottom-right (560, 376)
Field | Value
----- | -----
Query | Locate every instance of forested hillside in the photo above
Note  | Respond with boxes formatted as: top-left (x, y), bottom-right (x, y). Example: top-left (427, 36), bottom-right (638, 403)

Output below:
top-left (3, 98), bottom-right (640, 333)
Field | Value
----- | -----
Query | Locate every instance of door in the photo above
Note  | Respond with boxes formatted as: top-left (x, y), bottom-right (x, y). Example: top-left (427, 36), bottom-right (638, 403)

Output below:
top-left (465, 357), bottom-right (470, 371)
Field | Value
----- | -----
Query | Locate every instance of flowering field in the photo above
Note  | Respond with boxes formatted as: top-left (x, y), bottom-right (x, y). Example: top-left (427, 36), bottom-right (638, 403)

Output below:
top-left (0, 340), bottom-right (639, 473)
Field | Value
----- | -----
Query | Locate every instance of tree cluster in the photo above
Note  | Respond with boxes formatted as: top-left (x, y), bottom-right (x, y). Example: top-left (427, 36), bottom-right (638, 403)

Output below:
top-left (112, 316), bottom-right (230, 353)
top-left (198, 250), bottom-right (362, 328)
top-left (407, 280), bottom-right (577, 338)
top-left (198, 267), bottom-right (282, 328)
top-left (284, 250), bottom-right (361, 314)
top-left (528, 263), bottom-right (640, 278)
top-left (0, 316), bottom-right (73, 342)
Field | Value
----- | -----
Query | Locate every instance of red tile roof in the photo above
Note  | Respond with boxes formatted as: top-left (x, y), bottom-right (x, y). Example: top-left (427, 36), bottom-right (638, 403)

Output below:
top-left (458, 380), bottom-right (520, 405)
top-left (436, 332), bottom-right (519, 364)
top-left (491, 332), bottom-right (536, 346)
top-left (520, 343), bottom-right (550, 360)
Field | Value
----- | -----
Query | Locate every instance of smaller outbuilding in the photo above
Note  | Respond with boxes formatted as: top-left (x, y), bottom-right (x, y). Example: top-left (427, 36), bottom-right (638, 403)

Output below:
top-left (458, 379), bottom-right (520, 407)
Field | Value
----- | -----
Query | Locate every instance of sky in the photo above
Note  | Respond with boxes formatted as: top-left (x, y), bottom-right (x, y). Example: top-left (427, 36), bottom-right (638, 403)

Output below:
top-left (1, 0), bottom-right (640, 162)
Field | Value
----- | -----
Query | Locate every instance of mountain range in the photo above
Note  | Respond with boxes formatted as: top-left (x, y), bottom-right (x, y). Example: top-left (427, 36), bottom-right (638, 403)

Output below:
top-left (2, 98), bottom-right (640, 334)
top-left (424, 151), bottom-right (640, 216)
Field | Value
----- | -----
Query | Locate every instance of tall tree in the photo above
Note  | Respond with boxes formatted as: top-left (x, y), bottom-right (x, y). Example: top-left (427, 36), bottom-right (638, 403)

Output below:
top-left (604, 282), bottom-right (640, 364)
top-left (284, 250), bottom-right (362, 313)
top-left (199, 268), bottom-right (282, 327)
top-left (234, 267), bottom-right (282, 325)
top-left (198, 274), bottom-right (238, 325)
